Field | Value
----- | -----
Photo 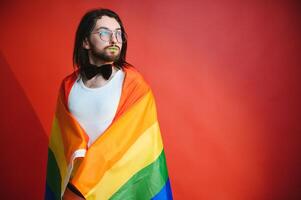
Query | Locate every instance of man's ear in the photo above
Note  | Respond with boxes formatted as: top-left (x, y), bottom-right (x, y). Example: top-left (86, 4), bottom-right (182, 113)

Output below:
top-left (83, 38), bottom-right (90, 50)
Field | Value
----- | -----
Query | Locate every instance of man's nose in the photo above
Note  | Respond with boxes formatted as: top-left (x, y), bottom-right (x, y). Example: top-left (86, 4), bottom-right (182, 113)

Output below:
top-left (110, 33), bottom-right (117, 44)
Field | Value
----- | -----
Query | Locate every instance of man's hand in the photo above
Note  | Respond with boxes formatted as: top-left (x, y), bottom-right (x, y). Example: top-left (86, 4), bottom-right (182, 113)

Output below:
top-left (62, 187), bottom-right (85, 200)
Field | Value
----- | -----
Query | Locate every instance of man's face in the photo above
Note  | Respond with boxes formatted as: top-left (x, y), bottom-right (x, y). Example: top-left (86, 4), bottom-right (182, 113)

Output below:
top-left (84, 16), bottom-right (123, 63)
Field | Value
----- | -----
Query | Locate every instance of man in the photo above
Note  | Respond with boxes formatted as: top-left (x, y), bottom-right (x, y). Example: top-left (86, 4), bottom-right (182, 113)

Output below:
top-left (45, 8), bottom-right (173, 200)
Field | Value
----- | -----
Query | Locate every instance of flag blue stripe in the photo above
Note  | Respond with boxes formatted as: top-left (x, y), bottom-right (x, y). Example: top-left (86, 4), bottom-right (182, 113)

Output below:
top-left (151, 178), bottom-right (173, 200)
top-left (45, 183), bottom-right (58, 200)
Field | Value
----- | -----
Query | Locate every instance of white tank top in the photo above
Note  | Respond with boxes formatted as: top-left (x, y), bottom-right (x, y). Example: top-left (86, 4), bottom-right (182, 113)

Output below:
top-left (68, 69), bottom-right (125, 147)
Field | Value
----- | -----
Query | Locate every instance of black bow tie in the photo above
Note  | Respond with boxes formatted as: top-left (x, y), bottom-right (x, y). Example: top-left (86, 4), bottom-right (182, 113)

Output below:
top-left (83, 64), bottom-right (113, 80)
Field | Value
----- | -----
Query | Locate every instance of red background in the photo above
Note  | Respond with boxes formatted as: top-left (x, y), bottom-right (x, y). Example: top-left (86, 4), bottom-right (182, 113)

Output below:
top-left (0, 0), bottom-right (300, 199)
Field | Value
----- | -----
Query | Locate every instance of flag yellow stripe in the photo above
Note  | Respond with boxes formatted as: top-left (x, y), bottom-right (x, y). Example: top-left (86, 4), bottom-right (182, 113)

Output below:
top-left (49, 117), bottom-right (68, 192)
top-left (85, 122), bottom-right (163, 200)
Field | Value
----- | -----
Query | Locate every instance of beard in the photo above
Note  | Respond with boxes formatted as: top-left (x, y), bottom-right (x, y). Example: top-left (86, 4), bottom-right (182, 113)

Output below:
top-left (90, 45), bottom-right (121, 63)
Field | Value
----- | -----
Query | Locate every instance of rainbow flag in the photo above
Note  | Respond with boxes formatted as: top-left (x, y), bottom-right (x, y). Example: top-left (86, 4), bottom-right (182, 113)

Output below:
top-left (45, 66), bottom-right (173, 200)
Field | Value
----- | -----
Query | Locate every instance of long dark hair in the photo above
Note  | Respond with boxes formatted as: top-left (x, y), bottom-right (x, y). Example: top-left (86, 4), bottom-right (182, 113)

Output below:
top-left (73, 8), bottom-right (130, 77)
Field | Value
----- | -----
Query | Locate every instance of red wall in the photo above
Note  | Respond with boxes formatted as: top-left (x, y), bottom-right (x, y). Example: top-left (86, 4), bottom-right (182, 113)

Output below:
top-left (0, 0), bottom-right (300, 199)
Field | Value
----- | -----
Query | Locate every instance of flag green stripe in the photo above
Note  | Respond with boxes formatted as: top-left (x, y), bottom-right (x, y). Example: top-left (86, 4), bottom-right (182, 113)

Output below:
top-left (46, 148), bottom-right (62, 200)
top-left (110, 150), bottom-right (168, 200)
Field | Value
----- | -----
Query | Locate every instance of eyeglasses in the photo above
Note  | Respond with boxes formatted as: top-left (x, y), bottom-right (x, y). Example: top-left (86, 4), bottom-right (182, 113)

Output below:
top-left (92, 28), bottom-right (127, 43)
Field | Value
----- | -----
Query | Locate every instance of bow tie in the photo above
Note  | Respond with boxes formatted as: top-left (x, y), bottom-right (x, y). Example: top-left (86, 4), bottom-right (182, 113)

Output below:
top-left (83, 64), bottom-right (113, 80)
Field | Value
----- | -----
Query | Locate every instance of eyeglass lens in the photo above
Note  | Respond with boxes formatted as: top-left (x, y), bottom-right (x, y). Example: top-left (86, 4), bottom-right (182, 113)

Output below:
top-left (99, 30), bottom-right (125, 43)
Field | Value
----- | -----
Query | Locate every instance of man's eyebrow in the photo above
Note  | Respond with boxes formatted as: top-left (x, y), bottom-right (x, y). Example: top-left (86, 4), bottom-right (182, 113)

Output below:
top-left (95, 27), bottom-right (122, 31)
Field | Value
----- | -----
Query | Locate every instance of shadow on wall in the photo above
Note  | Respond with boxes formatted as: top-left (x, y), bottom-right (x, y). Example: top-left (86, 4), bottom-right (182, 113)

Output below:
top-left (0, 51), bottom-right (48, 199)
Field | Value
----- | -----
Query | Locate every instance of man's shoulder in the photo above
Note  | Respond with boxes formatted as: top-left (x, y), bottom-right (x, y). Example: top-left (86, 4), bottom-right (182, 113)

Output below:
top-left (63, 70), bottom-right (79, 81)
top-left (123, 65), bottom-right (151, 95)
top-left (62, 70), bottom-right (79, 83)
top-left (123, 65), bottom-right (147, 84)
top-left (59, 70), bottom-right (79, 98)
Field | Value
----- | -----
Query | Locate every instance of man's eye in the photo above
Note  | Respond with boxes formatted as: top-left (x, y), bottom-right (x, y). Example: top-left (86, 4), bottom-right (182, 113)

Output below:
top-left (100, 31), bottom-right (109, 35)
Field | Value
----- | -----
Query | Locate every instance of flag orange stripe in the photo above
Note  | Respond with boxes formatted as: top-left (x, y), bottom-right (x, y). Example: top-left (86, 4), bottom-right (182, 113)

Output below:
top-left (113, 66), bottom-right (150, 122)
top-left (56, 93), bottom-right (88, 163)
top-left (71, 90), bottom-right (157, 195)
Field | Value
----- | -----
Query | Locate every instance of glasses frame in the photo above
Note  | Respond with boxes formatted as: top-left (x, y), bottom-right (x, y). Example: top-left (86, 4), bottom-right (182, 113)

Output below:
top-left (91, 28), bottom-right (127, 43)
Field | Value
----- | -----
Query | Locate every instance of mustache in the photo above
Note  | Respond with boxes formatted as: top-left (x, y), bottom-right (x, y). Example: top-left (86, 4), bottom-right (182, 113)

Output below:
top-left (105, 45), bottom-right (120, 50)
